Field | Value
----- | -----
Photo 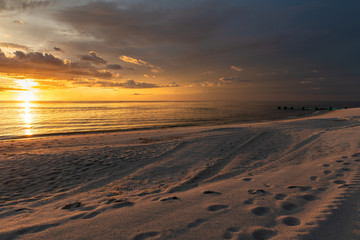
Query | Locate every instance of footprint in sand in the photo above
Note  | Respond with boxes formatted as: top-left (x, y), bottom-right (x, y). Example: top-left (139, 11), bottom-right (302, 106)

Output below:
top-left (336, 160), bottom-right (344, 163)
top-left (203, 190), bottom-right (221, 195)
top-left (310, 176), bottom-right (318, 181)
top-left (248, 189), bottom-right (269, 195)
top-left (14, 208), bottom-right (33, 212)
top-left (301, 194), bottom-right (317, 201)
top-left (61, 201), bottom-right (83, 210)
top-left (251, 207), bottom-right (270, 216)
top-left (287, 186), bottom-right (311, 191)
top-left (274, 193), bottom-right (287, 200)
top-left (333, 180), bottom-right (346, 184)
top-left (207, 204), bottom-right (229, 211)
top-left (243, 198), bottom-right (254, 205)
top-left (323, 170), bottom-right (332, 175)
top-left (343, 162), bottom-right (352, 166)
top-left (282, 216), bottom-right (301, 226)
top-left (252, 229), bottom-right (277, 240)
top-left (187, 218), bottom-right (208, 229)
top-left (222, 226), bottom-right (240, 239)
top-left (323, 163), bottom-right (330, 167)
top-left (242, 178), bottom-right (252, 182)
top-left (132, 231), bottom-right (159, 240)
top-left (112, 201), bottom-right (135, 208)
top-left (281, 202), bottom-right (298, 211)
top-left (160, 196), bottom-right (179, 202)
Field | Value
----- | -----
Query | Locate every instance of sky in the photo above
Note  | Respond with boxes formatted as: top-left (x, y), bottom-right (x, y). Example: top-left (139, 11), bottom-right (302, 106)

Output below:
top-left (0, 0), bottom-right (359, 101)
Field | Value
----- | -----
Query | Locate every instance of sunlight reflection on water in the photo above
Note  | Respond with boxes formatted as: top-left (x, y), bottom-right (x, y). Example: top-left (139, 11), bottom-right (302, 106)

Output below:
top-left (23, 100), bottom-right (32, 136)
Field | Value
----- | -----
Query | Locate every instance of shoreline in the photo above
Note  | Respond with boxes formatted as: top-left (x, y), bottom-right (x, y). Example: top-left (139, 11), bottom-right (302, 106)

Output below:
top-left (0, 108), bottom-right (325, 142)
top-left (0, 108), bottom-right (359, 239)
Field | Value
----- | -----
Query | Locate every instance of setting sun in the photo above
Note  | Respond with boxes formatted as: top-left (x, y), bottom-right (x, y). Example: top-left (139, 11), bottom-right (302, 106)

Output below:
top-left (15, 79), bottom-right (38, 89)
top-left (15, 79), bottom-right (39, 101)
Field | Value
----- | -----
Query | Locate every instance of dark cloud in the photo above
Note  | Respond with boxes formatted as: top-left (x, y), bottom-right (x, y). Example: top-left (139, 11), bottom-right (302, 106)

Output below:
top-left (0, 0), bottom-right (51, 12)
top-left (106, 64), bottom-right (122, 70)
top-left (80, 51), bottom-right (107, 64)
top-left (118, 80), bottom-right (159, 89)
top-left (54, 0), bottom-right (360, 100)
top-left (13, 50), bottom-right (64, 65)
top-left (0, 48), bottom-right (113, 81)
top-left (53, 47), bottom-right (62, 51)
top-left (55, 1), bottom-right (241, 46)
top-left (219, 77), bottom-right (250, 83)
top-left (74, 79), bottom-right (169, 89)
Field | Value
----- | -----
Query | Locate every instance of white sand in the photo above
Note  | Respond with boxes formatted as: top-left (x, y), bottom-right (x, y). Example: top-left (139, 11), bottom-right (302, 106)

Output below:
top-left (0, 108), bottom-right (359, 240)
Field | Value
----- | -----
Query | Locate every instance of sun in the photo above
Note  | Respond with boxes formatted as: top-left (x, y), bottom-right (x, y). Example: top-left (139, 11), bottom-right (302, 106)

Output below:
top-left (15, 79), bottom-right (38, 89)
top-left (15, 79), bottom-right (39, 101)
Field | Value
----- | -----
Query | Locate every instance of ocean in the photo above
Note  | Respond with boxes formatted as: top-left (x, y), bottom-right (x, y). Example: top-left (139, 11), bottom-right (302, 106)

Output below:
top-left (0, 101), bottom-right (358, 140)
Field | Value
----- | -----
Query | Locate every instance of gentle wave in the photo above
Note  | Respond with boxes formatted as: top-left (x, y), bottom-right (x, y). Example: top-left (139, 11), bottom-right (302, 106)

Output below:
top-left (1, 101), bottom-right (358, 140)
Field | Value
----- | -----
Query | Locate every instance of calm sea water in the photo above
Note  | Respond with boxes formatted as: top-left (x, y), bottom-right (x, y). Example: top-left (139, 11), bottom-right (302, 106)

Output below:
top-left (0, 101), bottom-right (358, 140)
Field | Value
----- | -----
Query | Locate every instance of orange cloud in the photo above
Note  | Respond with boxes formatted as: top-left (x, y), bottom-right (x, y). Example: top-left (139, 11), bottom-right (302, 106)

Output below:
top-left (230, 65), bottom-right (243, 72)
top-left (119, 55), bottom-right (163, 73)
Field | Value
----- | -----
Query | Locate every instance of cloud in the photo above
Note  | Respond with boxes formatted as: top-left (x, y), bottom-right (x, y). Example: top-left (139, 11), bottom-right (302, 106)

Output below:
top-left (53, 47), bottom-right (62, 51)
top-left (0, 0), bottom-right (52, 12)
top-left (13, 50), bottom-right (64, 65)
top-left (0, 48), bottom-right (178, 90)
top-left (106, 64), bottom-right (122, 70)
top-left (118, 80), bottom-right (159, 89)
top-left (0, 49), bottom-right (114, 81)
top-left (0, 42), bottom-right (31, 51)
top-left (56, 1), bottom-right (240, 46)
top-left (230, 65), bottom-right (243, 72)
top-left (191, 77), bottom-right (249, 87)
top-left (300, 81), bottom-right (312, 84)
top-left (219, 77), bottom-right (250, 83)
top-left (13, 20), bottom-right (25, 24)
top-left (2, 0), bottom-right (359, 100)
top-left (119, 55), bottom-right (163, 73)
top-left (200, 71), bottom-right (215, 76)
top-left (80, 51), bottom-right (107, 64)
top-left (199, 81), bottom-right (221, 87)
top-left (75, 79), bottom-right (177, 89)
top-left (0, 86), bottom-right (27, 91)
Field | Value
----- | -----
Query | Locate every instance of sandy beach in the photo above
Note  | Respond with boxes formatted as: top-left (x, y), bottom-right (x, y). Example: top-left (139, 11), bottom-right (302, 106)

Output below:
top-left (0, 108), bottom-right (359, 240)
